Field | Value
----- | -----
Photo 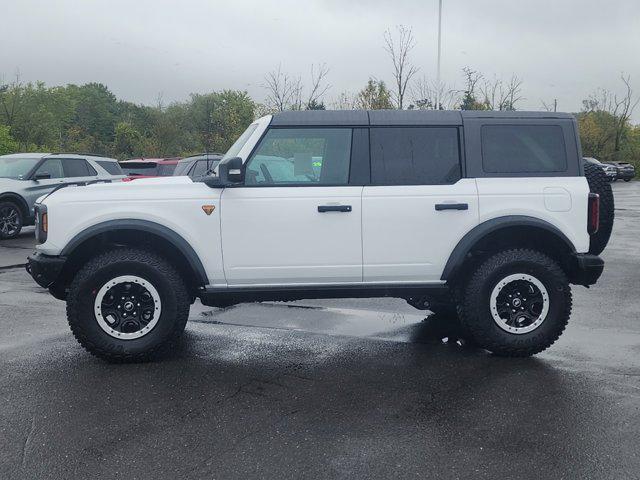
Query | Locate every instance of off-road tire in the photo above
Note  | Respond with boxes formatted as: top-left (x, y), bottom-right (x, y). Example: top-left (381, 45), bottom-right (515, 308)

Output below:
top-left (67, 248), bottom-right (190, 362)
top-left (583, 161), bottom-right (614, 255)
top-left (0, 201), bottom-right (23, 240)
top-left (457, 249), bottom-right (572, 357)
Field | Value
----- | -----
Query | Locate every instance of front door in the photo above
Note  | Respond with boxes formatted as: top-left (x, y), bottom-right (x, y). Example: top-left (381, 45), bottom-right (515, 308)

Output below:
top-left (221, 127), bottom-right (362, 286)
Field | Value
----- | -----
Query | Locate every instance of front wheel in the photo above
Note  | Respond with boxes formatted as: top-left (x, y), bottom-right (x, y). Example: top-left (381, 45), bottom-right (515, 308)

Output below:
top-left (457, 249), bottom-right (571, 357)
top-left (0, 201), bottom-right (23, 239)
top-left (67, 248), bottom-right (190, 362)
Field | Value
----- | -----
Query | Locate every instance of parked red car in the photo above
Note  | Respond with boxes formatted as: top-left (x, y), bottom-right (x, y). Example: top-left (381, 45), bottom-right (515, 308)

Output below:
top-left (119, 158), bottom-right (181, 180)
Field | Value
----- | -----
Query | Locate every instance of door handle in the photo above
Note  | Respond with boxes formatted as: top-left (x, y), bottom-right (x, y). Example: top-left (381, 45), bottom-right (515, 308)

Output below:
top-left (318, 205), bottom-right (352, 213)
top-left (435, 203), bottom-right (468, 211)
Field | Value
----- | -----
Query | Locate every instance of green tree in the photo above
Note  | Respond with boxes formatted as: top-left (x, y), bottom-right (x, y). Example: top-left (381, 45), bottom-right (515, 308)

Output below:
top-left (113, 122), bottom-right (144, 158)
top-left (356, 79), bottom-right (393, 110)
top-left (0, 125), bottom-right (18, 155)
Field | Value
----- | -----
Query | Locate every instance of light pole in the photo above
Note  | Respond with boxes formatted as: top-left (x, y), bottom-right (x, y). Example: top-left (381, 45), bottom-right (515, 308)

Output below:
top-left (435, 0), bottom-right (443, 110)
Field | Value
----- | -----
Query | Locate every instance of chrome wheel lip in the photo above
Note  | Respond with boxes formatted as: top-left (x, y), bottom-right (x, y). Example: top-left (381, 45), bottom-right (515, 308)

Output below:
top-left (489, 273), bottom-right (549, 335)
top-left (94, 275), bottom-right (162, 340)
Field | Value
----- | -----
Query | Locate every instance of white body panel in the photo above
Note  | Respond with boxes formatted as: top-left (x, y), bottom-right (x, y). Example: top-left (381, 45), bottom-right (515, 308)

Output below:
top-left (475, 177), bottom-right (590, 253)
top-left (37, 177), bottom-right (225, 285)
top-left (362, 179), bottom-right (479, 283)
top-left (220, 186), bottom-right (363, 286)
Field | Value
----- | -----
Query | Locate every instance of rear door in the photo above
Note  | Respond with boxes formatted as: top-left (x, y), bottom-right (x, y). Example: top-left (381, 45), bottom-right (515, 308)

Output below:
top-left (362, 126), bottom-right (479, 283)
top-left (221, 127), bottom-right (363, 286)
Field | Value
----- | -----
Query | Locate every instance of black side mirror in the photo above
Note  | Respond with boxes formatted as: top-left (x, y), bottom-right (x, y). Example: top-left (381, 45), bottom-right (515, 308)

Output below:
top-left (34, 172), bottom-right (51, 180)
top-left (218, 157), bottom-right (244, 184)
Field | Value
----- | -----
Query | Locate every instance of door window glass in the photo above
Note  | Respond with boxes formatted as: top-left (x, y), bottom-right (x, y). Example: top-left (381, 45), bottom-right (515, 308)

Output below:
top-left (370, 127), bottom-right (461, 185)
top-left (62, 158), bottom-right (96, 177)
top-left (245, 128), bottom-right (352, 185)
top-left (34, 159), bottom-right (64, 179)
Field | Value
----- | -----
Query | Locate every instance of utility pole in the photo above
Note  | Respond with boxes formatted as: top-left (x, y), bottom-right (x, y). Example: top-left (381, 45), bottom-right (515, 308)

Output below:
top-left (435, 0), bottom-right (443, 110)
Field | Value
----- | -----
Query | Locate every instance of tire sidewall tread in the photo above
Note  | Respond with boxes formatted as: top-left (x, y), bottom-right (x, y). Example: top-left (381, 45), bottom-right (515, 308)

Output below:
top-left (456, 248), bottom-right (572, 357)
top-left (66, 248), bottom-right (190, 362)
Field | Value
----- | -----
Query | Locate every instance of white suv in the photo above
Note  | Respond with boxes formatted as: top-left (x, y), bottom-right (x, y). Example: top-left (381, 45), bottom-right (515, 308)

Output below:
top-left (27, 111), bottom-right (608, 361)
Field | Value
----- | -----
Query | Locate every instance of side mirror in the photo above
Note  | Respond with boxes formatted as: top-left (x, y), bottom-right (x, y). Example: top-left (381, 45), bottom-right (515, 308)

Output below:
top-left (34, 172), bottom-right (51, 180)
top-left (218, 157), bottom-right (244, 184)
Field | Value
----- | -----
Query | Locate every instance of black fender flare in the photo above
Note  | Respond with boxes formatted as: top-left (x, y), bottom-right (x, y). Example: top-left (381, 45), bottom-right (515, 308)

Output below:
top-left (60, 219), bottom-right (209, 286)
top-left (441, 215), bottom-right (577, 281)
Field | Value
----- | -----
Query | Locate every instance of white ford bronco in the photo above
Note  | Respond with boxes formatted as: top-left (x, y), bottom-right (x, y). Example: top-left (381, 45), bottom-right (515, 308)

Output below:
top-left (27, 110), bottom-right (611, 361)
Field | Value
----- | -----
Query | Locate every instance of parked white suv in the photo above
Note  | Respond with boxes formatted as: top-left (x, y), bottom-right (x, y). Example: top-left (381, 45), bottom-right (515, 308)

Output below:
top-left (27, 111), bottom-right (609, 361)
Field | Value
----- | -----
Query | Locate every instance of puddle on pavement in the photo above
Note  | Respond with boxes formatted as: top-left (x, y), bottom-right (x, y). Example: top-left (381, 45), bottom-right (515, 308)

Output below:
top-left (190, 300), bottom-right (470, 346)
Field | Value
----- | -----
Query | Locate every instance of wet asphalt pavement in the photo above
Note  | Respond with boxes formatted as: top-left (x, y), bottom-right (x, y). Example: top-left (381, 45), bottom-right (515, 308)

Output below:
top-left (1, 183), bottom-right (639, 479)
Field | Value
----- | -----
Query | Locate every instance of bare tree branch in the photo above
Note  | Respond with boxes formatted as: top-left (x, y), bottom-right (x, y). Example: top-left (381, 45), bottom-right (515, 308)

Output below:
top-left (307, 63), bottom-right (331, 109)
top-left (383, 25), bottom-right (419, 109)
top-left (411, 76), bottom-right (456, 110)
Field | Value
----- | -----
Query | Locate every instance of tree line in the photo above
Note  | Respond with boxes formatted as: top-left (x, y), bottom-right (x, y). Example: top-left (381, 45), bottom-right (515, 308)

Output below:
top-left (1, 25), bottom-right (639, 167)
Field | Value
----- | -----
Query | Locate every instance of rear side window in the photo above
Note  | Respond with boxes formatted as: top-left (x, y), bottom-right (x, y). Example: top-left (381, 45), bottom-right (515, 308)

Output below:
top-left (481, 125), bottom-right (567, 173)
top-left (97, 161), bottom-right (123, 175)
top-left (62, 158), bottom-right (96, 177)
top-left (245, 128), bottom-right (352, 185)
top-left (370, 127), bottom-right (461, 185)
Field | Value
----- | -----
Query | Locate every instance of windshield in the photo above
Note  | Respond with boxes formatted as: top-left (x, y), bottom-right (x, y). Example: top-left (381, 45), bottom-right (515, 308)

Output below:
top-left (222, 123), bottom-right (259, 160)
top-left (0, 157), bottom-right (42, 179)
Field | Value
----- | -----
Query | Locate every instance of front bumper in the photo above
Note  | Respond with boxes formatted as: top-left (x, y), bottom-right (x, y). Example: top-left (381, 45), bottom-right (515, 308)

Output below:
top-left (26, 252), bottom-right (66, 289)
top-left (569, 253), bottom-right (604, 286)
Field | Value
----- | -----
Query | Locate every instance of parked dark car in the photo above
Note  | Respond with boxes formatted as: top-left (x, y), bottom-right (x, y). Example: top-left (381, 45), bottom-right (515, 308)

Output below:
top-left (583, 157), bottom-right (617, 181)
top-left (173, 153), bottom-right (223, 179)
top-left (607, 161), bottom-right (636, 182)
top-left (119, 158), bottom-right (181, 180)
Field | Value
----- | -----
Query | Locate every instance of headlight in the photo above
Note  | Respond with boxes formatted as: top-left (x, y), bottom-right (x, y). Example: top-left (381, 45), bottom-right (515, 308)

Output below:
top-left (34, 204), bottom-right (48, 244)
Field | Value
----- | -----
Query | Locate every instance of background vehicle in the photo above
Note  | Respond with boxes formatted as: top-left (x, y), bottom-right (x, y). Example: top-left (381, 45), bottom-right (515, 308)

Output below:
top-left (583, 157), bottom-right (617, 181)
top-left (28, 111), bottom-right (609, 362)
top-left (119, 158), bottom-right (181, 180)
top-left (607, 161), bottom-right (636, 181)
top-left (173, 153), bottom-right (222, 179)
top-left (0, 153), bottom-right (124, 239)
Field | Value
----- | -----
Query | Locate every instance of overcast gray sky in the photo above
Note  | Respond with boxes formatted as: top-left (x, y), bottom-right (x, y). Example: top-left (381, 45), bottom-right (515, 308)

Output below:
top-left (3, 0), bottom-right (640, 119)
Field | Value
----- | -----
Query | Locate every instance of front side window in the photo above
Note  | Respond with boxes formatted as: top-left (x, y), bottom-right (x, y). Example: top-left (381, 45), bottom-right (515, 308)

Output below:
top-left (370, 127), bottom-right (461, 185)
top-left (245, 128), bottom-right (352, 185)
top-left (481, 125), bottom-right (567, 173)
top-left (34, 159), bottom-right (64, 179)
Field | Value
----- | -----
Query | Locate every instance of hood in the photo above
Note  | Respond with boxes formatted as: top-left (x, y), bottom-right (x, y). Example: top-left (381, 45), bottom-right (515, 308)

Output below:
top-left (40, 175), bottom-right (210, 205)
top-left (0, 177), bottom-right (24, 191)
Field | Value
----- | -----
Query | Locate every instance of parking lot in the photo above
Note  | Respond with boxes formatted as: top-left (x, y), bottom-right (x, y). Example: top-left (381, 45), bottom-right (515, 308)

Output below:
top-left (0, 182), bottom-right (638, 480)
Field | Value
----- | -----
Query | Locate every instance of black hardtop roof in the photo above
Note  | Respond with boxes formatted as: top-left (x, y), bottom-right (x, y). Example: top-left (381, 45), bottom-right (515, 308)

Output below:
top-left (270, 109), bottom-right (574, 127)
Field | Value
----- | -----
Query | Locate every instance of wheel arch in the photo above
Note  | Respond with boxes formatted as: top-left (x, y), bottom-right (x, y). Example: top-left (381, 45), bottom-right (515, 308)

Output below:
top-left (441, 216), bottom-right (577, 282)
top-left (0, 192), bottom-right (30, 220)
top-left (54, 219), bottom-right (208, 298)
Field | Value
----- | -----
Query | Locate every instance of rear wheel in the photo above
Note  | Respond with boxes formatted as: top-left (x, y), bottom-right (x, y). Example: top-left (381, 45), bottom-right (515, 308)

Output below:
top-left (67, 248), bottom-right (190, 362)
top-left (583, 161), bottom-right (614, 254)
top-left (0, 201), bottom-right (23, 239)
top-left (457, 249), bottom-right (571, 357)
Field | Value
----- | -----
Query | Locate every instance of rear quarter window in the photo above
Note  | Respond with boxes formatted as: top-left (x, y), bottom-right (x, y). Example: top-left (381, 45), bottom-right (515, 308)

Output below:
top-left (481, 125), bottom-right (567, 174)
top-left (97, 161), bottom-right (123, 175)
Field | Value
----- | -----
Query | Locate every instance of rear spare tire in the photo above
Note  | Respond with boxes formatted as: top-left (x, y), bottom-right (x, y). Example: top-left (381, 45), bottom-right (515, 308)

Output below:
top-left (583, 161), bottom-right (614, 255)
